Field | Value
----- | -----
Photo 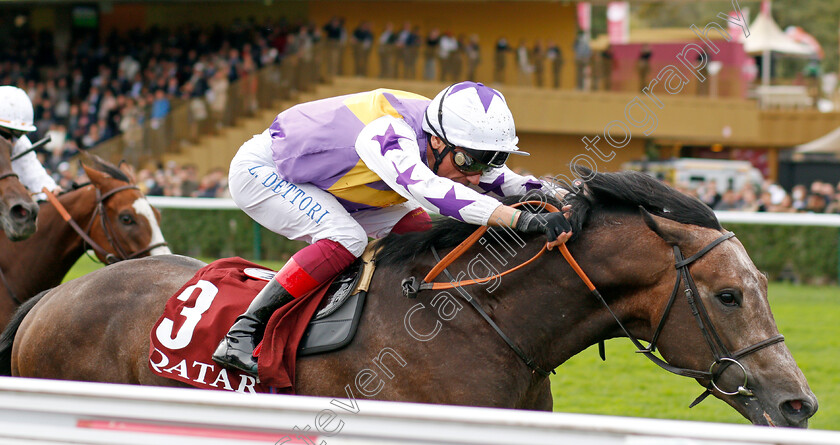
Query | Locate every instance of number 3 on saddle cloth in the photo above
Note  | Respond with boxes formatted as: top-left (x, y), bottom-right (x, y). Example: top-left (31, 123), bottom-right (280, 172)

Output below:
top-left (148, 254), bottom-right (370, 394)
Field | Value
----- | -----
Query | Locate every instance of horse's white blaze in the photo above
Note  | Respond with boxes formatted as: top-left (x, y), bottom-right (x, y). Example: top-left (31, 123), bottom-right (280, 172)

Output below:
top-left (133, 198), bottom-right (172, 255)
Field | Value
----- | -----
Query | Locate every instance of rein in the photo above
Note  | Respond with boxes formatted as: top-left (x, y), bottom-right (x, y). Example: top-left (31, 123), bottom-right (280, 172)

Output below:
top-left (403, 201), bottom-right (784, 406)
top-left (43, 186), bottom-right (167, 264)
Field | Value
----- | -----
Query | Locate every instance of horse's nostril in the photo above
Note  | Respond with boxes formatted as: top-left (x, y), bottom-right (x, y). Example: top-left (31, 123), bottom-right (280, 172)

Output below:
top-left (781, 399), bottom-right (816, 423)
top-left (11, 204), bottom-right (30, 220)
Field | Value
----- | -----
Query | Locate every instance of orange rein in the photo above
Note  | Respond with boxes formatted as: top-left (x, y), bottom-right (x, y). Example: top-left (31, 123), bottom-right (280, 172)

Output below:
top-left (420, 200), bottom-right (596, 292)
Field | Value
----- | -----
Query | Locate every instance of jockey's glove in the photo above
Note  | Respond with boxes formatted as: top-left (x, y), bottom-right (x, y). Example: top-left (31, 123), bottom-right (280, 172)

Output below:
top-left (515, 211), bottom-right (572, 241)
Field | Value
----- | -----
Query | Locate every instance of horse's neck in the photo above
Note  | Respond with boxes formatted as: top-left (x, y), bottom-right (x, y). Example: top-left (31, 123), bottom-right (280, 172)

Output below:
top-left (441, 239), bottom-right (637, 373)
top-left (0, 186), bottom-right (99, 302)
top-left (41, 186), bottom-right (99, 267)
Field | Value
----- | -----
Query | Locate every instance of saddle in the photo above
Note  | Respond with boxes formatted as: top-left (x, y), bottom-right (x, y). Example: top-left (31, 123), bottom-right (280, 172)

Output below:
top-left (148, 245), bottom-right (377, 393)
top-left (246, 244), bottom-right (375, 356)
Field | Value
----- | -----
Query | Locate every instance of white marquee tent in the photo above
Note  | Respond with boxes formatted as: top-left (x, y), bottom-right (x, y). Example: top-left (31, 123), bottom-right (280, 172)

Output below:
top-left (743, 6), bottom-right (816, 86)
top-left (794, 126), bottom-right (840, 154)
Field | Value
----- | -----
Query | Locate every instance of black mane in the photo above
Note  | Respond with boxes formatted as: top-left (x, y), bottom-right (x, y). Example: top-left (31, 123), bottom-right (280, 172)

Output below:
top-left (375, 169), bottom-right (721, 267)
top-left (563, 168), bottom-right (722, 233)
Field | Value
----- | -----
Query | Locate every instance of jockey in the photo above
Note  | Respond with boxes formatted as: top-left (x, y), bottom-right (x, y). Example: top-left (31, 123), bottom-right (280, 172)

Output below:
top-left (213, 81), bottom-right (572, 376)
top-left (0, 86), bottom-right (61, 201)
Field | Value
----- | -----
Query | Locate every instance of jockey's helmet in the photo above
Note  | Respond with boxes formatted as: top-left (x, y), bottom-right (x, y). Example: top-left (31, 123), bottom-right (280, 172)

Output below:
top-left (0, 86), bottom-right (36, 135)
top-left (422, 81), bottom-right (528, 173)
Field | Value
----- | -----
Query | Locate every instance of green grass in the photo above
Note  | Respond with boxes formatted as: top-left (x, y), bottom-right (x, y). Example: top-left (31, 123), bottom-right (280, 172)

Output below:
top-left (65, 258), bottom-right (840, 430)
top-left (550, 283), bottom-right (840, 431)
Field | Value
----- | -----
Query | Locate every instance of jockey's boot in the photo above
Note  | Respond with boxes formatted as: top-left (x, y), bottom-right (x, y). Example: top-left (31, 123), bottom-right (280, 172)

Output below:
top-left (212, 278), bottom-right (293, 376)
top-left (212, 239), bottom-right (358, 376)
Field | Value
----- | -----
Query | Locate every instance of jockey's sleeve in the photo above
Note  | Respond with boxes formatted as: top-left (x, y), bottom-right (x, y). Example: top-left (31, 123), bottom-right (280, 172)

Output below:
top-left (474, 165), bottom-right (549, 199)
top-left (11, 135), bottom-right (58, 200)
top-left (356, 116), bottom-right (502, 225)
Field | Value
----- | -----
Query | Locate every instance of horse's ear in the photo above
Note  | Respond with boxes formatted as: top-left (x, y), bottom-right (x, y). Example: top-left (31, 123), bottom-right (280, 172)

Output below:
top-left (82, 163), bottom-right (109, 185)
top-left (639, 206), bottom-right (690, 246)
top-left (118, 160), bottom-right (137, 184)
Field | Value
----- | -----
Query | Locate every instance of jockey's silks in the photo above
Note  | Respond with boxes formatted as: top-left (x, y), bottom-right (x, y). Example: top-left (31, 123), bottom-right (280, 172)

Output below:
top-left (269, 89), bottom-right (430, 212)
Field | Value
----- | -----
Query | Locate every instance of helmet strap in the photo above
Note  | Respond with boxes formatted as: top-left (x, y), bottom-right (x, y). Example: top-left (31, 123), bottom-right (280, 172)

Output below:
top-left (425, 84), bottom-right (458, 175)
top-left (430, 143), bottom-right (454, 175)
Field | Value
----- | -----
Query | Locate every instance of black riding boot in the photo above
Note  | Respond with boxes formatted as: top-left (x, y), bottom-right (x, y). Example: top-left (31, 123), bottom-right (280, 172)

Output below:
top-left (212, 279), bottom-right (294, 376)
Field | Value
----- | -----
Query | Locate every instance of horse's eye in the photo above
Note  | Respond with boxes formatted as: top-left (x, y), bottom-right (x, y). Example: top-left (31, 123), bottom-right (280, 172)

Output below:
top-left (716, 291), bottom-right (740, 307)
top-left (119, 213), bottom-right (135, 225)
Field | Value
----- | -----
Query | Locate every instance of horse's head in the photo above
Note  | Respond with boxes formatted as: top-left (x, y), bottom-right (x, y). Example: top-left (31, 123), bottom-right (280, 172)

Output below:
top-left (81, 157), bottom-right (171, 262)
top-left (641, 211), bottom-right (817, 427)
top-left (0, 137), bottom-right (38, 241)
top-left (564, 170), bottom-right (817, 427)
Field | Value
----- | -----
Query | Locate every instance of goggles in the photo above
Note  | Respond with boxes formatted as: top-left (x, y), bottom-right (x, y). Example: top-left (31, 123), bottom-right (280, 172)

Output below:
top-left (452, 149), bottom-right (509, 174)
top-left (0, 128), bottom-right (25, 141)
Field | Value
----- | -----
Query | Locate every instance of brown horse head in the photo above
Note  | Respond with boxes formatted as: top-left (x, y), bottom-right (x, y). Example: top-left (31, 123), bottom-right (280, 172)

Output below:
top-left (0, 137), bottom-right (38, 241)
top-left (561, 170), bottom-right (816, 427)
top-left (637, 211), bottom-right (816, 427)
top-left (80, 157), bottom-right (171, 262)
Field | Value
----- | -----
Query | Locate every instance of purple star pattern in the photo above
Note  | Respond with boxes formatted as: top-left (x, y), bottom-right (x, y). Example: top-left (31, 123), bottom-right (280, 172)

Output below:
top-left (372, 124), bottom-right (405, 156)
top-left (392, 162), bottom-right (422, 191)
top-left (426, 186), bottom-right (474, 220)
top-left (448, 82), bottom-right (503, 113)
top-left (478, 173), bottom-right (506, 197)
top-left (524, 179), bottom-right (543, 192)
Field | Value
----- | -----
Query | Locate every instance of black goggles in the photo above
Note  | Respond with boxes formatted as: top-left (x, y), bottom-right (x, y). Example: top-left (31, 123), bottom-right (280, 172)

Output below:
top-left (0, 128), bottom-right (25, 141)
top-left (452, 148), bottom-right (509, 174)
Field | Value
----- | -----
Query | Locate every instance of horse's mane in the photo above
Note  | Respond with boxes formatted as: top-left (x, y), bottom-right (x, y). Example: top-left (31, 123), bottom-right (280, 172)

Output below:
top-left (564, 168), bottom-right (722, 233)
top-left (375, 169), bottom-right (721, 267)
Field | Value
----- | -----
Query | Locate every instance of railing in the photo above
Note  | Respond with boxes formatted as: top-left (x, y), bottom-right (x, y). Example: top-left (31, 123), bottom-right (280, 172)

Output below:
top-left (90, 53), bottom-right (326, 168)
top-left (0, 377), bottom-right (837, 444)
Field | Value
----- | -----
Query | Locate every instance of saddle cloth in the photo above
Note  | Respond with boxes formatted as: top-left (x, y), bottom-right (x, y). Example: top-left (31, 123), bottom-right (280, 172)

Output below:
top-left (148, 255), bottom-right (370, 394)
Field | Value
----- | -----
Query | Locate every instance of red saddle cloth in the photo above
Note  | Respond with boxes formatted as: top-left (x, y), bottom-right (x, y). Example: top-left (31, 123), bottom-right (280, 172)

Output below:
top-left (148, 257), bottom-right (329, 394)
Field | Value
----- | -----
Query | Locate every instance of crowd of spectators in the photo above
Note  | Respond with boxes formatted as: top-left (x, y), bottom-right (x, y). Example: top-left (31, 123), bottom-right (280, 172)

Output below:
top-left (0, 16), bottom-right (328, 193)
top-left (0, 14), bottom-right (594, 196)
top-left (136, 161), bottom-right (229, 198)
top-left (679, 179), bottom-right (840, 214)
top-left (5, 14), bottom-right (831, 207)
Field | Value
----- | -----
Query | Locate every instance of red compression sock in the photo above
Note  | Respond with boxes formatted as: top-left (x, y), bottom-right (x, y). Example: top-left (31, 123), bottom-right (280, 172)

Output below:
top-left (273, 239), bottom-right (357, 298)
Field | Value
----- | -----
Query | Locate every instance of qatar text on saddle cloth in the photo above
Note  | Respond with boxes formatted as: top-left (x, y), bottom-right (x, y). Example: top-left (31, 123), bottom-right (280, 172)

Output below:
top-left (148, 257), bottom-right (329, 393)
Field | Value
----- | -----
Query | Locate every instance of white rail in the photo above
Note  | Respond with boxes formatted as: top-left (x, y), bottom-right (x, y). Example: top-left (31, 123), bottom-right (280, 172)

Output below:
top-left (0, 377), bottom-right (837, 444)
top-left (146, 197), bottom-right (840, 227)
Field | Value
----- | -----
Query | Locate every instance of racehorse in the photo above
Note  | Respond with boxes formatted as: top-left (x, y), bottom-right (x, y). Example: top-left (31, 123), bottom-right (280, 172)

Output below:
top-left (0, 170), bottom-right (817, 427)
top-left (0, 155), bottom-right (171, 328)
top-left (0, 137), bottom-right (39, 241)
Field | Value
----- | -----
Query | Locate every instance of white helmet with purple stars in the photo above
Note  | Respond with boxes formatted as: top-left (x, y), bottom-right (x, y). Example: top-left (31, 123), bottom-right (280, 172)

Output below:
top-left (423, 82), bottom-right (528, 168)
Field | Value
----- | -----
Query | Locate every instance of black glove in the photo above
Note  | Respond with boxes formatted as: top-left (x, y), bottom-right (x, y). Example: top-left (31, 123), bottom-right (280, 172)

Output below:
top-left (515, 211), bottom-right (571, 241)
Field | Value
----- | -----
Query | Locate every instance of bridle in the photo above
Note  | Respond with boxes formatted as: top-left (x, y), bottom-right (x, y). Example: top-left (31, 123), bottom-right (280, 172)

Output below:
top-left (44, 185), bottom-right (168, 264)
top-left (402, 201), bottom-right (784, 407)
top-left (592, 230), bottom-right (785, 407)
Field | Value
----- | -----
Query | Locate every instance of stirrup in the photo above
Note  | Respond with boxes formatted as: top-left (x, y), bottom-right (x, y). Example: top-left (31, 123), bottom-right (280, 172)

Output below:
top-left (212, 337), bottom-right (259, 376)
